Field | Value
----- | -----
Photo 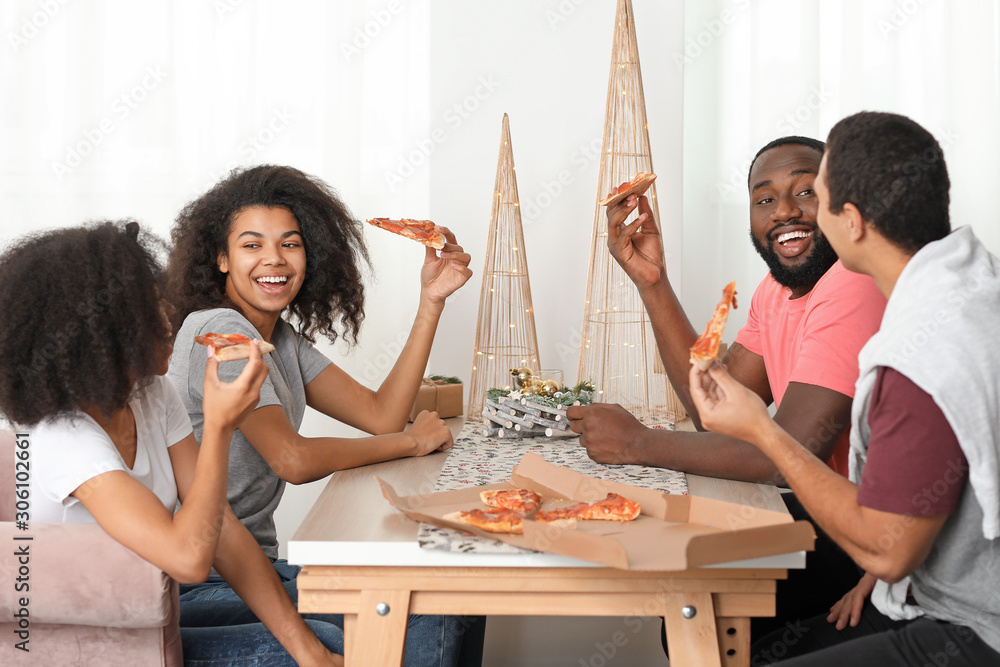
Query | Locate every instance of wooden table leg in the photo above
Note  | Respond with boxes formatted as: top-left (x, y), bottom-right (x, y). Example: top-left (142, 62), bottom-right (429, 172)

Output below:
top-left (343, 613), bottom-right (356, 661)
top-left (716, 616), bottom-right (751, 667)
top-left (346, 589), bottom-right (411, 667)
top-left (663, 592), bottom-right (722, 667)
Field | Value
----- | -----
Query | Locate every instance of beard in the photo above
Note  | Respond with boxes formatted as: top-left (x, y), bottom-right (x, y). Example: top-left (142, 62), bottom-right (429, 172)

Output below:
top-left (749, 228), bottom-right (839, 291)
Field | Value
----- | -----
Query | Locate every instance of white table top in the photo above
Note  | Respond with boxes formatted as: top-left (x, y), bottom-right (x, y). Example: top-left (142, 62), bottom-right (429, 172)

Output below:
top-left (289, 418), bottom-right (806, 570)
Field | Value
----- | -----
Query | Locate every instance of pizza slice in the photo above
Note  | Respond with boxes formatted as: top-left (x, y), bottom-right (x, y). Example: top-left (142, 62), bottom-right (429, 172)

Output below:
top-left (444, 508), bottom-right (525, 534)
top-left (535, 493), bottom-right (641, 523)
top-left (689, 281), bottom-right (738, 371)
top-left (480, 489), bottom-right (542, 514)
top-left (367, 218), bottom-right (446, 250)
top-left (598, 171), bottom-right (657, 207)
top-left (194, 332), bottom-right (276, 362)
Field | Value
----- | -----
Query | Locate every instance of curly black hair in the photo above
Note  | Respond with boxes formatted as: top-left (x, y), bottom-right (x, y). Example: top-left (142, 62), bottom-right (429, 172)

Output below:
top-left (0, 221), bottom-right (172, 425)
top-left (167, 165), bottom-right (371, 344)
top-left (825, 112), bottom-right (950, 253)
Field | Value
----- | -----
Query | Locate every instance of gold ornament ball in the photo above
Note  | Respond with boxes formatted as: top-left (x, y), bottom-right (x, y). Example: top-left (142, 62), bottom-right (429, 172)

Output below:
top-left (530, 378), bottom-right (544, 394)
top-left (538, 379), bottom-right (560, 398)
top-left (510, 366), bottom-right (534, 389)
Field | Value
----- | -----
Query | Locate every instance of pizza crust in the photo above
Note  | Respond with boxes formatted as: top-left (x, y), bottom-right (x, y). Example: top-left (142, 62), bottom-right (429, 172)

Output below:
top-left (599, 172), bottom-right (657, 207)
top-left (195, 333), bottom-right (276, 361)
top-left (213, 341), bottom-right (276, 361)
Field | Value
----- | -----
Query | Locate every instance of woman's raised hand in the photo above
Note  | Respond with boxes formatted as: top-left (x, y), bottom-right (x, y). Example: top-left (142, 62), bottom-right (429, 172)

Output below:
top-left (202, 340), bottom-right (270, 431)
top-left (421, 227), bottom-right (473, 304)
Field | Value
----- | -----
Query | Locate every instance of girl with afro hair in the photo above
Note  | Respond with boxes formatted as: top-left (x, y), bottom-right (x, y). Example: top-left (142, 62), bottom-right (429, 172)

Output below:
top-left (0, 221), bottom-right (348, 664)
top-left (166, 165), bottom-right (479, 665)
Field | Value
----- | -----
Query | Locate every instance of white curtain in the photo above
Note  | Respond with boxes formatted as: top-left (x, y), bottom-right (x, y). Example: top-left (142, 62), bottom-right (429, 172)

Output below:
top-left (1, 0), bottom-right (434, 385)
top-left (0, 0), bottom-right (430, 243)
top-left (681, 0), bottom-right (1000, 330)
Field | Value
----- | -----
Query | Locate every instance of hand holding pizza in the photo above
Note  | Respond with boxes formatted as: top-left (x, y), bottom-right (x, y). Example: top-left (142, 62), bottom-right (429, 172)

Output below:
top-left (201, 339), bottom-right (270, 432)
top-left (420, 226), bottom-right (474, 306)
top-left (688, 361), bottom-right (771, 446)
top-left (407, 409), bottom-right (455, 455)
top-left (606, 194), bottom-right (667, 291)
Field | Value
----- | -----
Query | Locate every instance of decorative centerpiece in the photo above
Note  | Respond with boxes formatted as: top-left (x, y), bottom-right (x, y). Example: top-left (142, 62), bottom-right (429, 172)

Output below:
top-left (482, 368), bottom-right (595, 439)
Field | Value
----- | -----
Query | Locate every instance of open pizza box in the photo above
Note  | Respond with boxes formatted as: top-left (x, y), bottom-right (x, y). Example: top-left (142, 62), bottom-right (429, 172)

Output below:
top-left (378, 452), bottom-right (815, 571)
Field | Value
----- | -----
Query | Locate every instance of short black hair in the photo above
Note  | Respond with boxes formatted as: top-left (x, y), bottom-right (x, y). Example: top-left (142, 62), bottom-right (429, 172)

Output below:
top-left (747, 136), bottom-right (826, 188)
top-left (0, 221), bottom-right (172, 425)
top-left (825, 112), bottom-right (950, 253)
top-left (168, 165), bottom-right (371, 344)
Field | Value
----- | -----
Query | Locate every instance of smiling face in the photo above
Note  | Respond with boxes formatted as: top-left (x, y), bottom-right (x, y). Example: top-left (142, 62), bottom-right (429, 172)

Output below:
top-left (217, 206), bottom-right (306, 333)
top-left (748, 143), bottom-right (838, 296)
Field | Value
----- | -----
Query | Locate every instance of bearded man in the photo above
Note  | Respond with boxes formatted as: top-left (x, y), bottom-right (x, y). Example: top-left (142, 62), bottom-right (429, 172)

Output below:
top-left (568, 137), bottom-right (887, 641)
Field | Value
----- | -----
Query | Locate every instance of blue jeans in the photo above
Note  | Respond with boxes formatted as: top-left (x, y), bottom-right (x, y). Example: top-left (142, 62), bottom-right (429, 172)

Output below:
top-left (179, 560), bottom-right (477, 666)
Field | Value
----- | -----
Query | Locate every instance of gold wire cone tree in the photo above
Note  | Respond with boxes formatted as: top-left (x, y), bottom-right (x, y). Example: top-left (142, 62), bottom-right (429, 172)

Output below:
top-left (467, 114), bottom-right (541, 421)
top-left (577, 0), bottom-right (685, 424)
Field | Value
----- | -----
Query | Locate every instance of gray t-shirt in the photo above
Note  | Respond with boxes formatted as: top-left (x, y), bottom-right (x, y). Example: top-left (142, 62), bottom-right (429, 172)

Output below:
top-left (167, 308), bottom-right (331, 560)
top-left (911, 486), bottom-right (1000, 653)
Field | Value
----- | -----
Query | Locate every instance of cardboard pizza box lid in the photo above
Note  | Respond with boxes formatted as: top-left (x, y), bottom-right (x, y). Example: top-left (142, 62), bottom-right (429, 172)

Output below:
top-left (378, 452), bottom-right (815, 571)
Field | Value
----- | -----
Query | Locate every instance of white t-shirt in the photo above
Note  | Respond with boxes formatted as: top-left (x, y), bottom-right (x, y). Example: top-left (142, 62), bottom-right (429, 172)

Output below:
top-left (30, 375), bottom-right (194, 523)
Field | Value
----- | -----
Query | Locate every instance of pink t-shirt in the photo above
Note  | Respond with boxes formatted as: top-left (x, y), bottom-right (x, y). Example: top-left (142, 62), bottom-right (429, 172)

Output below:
top-left (733, 260), bottom-right (886, 476)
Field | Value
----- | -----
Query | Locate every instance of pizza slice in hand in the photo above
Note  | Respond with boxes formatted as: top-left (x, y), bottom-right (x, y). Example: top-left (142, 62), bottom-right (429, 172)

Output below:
top-left (367, 218), bottom-right (446, 250)
top-left (689, 281), bottom-right (738, 371)
top-left (598, 172), bottom-right (657, 208)
top-left (194, 333), bottom-right (275, 362)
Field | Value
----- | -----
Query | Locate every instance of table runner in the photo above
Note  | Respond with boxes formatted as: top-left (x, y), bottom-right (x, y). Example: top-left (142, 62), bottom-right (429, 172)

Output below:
top-left (417, 423), bottom-right (687, 553)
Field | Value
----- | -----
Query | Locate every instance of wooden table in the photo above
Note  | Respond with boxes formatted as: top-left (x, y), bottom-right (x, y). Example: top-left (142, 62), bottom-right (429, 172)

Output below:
top-left (289, 419), bottom-right (801, 667)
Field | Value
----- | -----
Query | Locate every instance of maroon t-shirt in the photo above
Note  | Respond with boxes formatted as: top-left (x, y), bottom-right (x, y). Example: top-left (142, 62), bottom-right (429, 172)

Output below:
top-left (857, 367), bottom-right (968, 516)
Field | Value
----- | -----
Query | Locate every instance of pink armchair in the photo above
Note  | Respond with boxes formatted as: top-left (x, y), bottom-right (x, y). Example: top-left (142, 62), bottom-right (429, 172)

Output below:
top-left (0, 430), bottom-right (182, 665)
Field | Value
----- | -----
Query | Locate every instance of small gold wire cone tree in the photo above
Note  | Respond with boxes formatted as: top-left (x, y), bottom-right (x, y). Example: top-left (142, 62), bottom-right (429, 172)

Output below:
top-left (577, 0), bottom-right (686, 424)
top-left (467, 114), bottom-right (541, 421)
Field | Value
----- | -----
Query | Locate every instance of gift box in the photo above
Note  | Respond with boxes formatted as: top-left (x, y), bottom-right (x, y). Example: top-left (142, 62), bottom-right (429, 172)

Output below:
top-left (409, 376), bottom-right (464, 421)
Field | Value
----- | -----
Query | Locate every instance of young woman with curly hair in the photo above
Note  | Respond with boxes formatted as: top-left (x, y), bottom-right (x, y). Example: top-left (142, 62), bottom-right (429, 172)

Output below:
top-left (0, 221), bottom-right (346, 665)
top-left (166, 165), bottom-right (480, 666)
